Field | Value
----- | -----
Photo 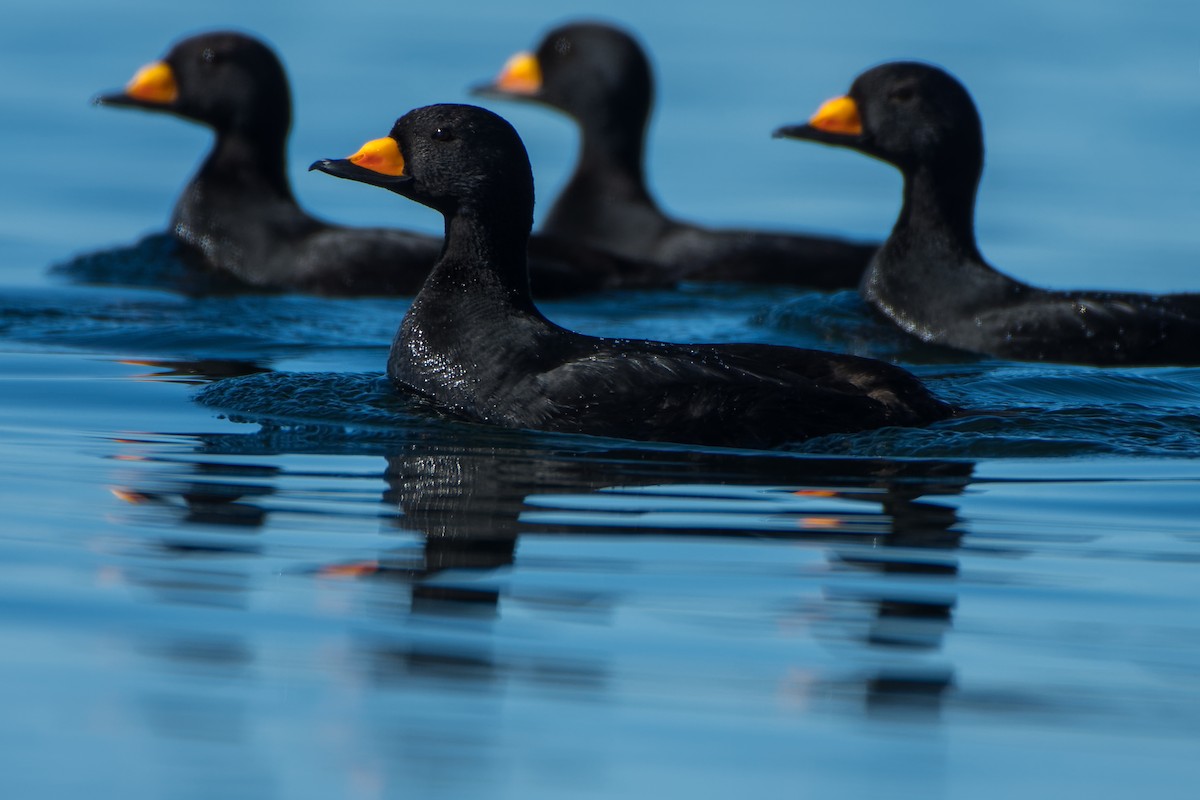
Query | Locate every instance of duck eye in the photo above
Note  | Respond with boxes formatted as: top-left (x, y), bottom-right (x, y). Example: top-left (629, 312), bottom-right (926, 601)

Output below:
top-left (889, 86), bottom-right (915, 104)
top-left (553, 35), bottom-right (572, 57)
top-left (431, 128), bottom-right (455, 142)
top-left (201, 47), bottom-right (219, 66)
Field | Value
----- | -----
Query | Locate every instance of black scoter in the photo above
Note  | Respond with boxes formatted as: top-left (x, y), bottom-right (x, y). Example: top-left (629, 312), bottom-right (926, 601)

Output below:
top-left (96, 31), bottom-right (658, 297)
top-left (310, 103), bottom-right (952, 448)
top-left (473, 21), bottom-right (878, 288)
top-left (776, 61), bottom-right (1200, 365)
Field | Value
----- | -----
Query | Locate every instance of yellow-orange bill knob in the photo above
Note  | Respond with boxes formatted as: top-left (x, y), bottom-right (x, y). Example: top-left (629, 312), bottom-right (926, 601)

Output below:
top-left (347, 137), bottom-right (406, 176)
top-left (125, 61), bottom-right (178, 104)
top-left (494, 51), bottom-right (542, 95)
top-left (808, 95), bottom-right (862, 135)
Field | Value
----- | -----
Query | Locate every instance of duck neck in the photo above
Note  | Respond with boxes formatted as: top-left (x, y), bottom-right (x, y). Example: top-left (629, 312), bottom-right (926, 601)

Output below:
top-left (864, 158), bottom-right (1024, 325)
top-left (577, 111), bottom-right (648, 190)
top-left (196, 125), bottom-right (294, 200)
top-left (428, 205), bottom-right (541, 316)
top-left (170, 122), bottom-right (301, 264)
top-left (395, 203), bottom-right (548, 401)
top-left (555, 106), bottom-right (657, 216)
top-left (891, 163), bottom-right (982, 263)
top-left (542, 107), bottom-right (667, 248)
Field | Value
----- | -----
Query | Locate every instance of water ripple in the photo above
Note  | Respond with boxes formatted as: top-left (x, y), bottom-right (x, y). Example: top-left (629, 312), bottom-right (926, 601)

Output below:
top-left (194, 367), bottom-right (1200, 460)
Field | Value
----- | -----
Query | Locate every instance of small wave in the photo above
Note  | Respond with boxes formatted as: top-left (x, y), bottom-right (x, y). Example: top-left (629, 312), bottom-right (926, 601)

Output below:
top-left (195, 371), bottom-right (421, 429)
top-left (756, 290), bottom-right (976, 361)
top-left (193, 364), bottom-right (1200, 460)
top-left (0, 283), bottom-right (405, 362)
top-left (853, 364), bottom-right (1200, 458)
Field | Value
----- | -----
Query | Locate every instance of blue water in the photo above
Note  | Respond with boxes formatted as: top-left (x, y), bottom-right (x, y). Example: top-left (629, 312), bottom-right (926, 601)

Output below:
top-left (2, 0), bottom-right (1199, 798)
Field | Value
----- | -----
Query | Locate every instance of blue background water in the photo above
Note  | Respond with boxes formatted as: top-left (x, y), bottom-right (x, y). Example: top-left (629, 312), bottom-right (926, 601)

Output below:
top-left (1, 0), bottom-right (1199, 797)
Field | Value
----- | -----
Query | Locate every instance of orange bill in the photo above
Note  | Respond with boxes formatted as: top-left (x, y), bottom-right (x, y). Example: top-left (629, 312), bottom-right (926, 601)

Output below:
top-left (808, 95), bottom-right (862, 136)
top-left (493, 51), bottom-right (542, 95)
top-left (125, 61), bottom-right (178, 104)
top-left (347, 137), bottom-right (406, 176)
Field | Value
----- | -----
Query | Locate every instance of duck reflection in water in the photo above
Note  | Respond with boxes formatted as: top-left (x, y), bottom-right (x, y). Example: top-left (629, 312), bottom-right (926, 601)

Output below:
top-left (109, 412), bottom-right (968, 715)
top-left (390, 440), bottom-right (966, 712)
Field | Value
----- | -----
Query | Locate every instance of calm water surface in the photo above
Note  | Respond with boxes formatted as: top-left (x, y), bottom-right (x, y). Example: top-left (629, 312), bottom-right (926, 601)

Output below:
top-left (2, 0), bottom-right (1199, 797)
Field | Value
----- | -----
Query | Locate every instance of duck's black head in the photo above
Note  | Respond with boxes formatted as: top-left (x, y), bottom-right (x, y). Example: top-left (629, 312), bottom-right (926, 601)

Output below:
top-left (473, 21), bottom-right (653, 132)
top-left (775, 61), bottom-right (983, 177)
top-left (95, 30), bottom-right (291, 141)
top-left (311, 104), bottom-right (535, 229)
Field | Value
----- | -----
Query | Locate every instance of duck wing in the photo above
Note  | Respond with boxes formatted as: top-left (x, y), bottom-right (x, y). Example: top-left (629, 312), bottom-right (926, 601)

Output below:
top-left (490, 340), bottom-right (945, 447)
top-left (975, 290), bottom-right (1200, 365)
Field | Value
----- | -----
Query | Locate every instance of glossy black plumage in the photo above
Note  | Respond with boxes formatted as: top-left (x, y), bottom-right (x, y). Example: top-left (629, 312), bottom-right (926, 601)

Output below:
top-left (311, 104), bottom-right (952, 448)
top-left (95, 31), bottom-right (441, 295)
top-left (473, 22), bottom-right (878, 288)
top-left (776, 61), bottom-right (1200, 365)
top-left (96, 31), bottom-right (655, 297)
